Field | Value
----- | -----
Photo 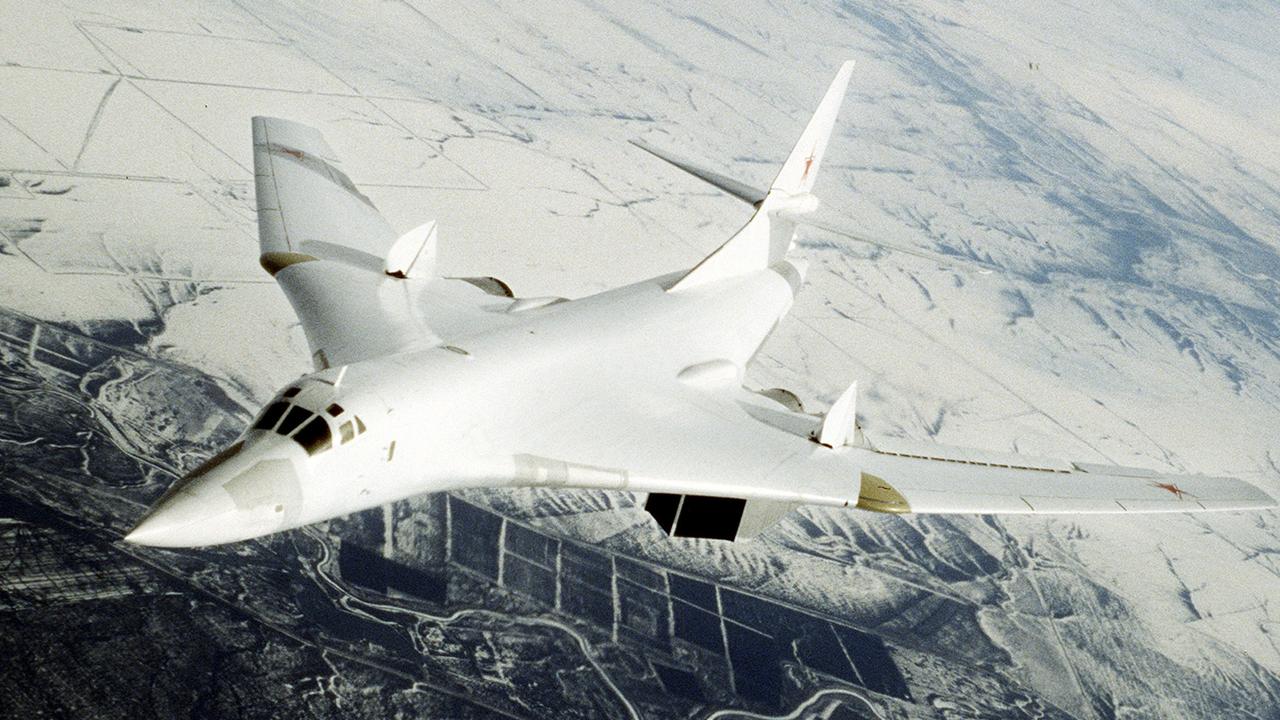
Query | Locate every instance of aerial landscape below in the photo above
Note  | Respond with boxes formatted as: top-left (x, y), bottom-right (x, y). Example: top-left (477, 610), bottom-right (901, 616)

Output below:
top-left (2, 1), bottom-right (1279, 718)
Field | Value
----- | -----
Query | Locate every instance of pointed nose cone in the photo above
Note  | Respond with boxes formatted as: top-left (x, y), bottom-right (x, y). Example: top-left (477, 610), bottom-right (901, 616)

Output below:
top-left (125, 439), bottom-right (305, 547)
top-left (124, 483), bottom-right (240, 547)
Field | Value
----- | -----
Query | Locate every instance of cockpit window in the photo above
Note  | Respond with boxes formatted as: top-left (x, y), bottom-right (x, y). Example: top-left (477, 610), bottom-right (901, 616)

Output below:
top-left (251, 389), bottom-right (364, 455)
top-left (277, 405), bottom-right (311, 435)
top-left (253, 402), bottom-right (288, 431)
top-left (293, 416), bottom-right (332, 455)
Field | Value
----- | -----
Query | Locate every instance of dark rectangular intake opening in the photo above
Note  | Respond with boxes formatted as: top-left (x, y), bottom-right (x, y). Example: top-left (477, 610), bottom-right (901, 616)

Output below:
top-left (644, 493), bottom-right (682, 534)
top-left (673, 495), bottom-right (746, 540)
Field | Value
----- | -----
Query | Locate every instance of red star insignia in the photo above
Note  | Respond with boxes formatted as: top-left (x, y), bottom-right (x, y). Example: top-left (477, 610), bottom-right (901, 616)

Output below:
top-left (1151, 481), bottom-right (1194, 500)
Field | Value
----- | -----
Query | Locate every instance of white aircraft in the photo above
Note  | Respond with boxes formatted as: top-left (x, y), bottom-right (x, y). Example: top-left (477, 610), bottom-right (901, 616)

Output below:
top-left (125, 61), bottom-right (1275, 548)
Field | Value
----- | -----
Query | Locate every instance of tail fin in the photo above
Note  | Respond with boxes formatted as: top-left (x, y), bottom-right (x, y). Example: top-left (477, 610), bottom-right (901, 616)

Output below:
top-left (670, 61), bottom-right (854, 292)
top-left (768, 61), bottom-right (855, 195)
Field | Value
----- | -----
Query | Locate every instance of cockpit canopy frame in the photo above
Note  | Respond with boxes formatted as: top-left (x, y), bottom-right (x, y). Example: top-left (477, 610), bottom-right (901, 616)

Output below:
top-left (251, 386), bottom-right (367, 455)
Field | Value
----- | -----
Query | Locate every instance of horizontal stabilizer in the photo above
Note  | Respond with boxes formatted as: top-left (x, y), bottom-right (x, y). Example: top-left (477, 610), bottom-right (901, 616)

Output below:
top-left (790, 211), bottom-right (1000, 275)
top-left (630, 139), bottom-right (766, 206)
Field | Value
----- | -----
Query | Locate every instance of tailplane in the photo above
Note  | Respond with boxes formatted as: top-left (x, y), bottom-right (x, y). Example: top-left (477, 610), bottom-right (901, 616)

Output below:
top-left (669, 60), bottom-right (854, 292)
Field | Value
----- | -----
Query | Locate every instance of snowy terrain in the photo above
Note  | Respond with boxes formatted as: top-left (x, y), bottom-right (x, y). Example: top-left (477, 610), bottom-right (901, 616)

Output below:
top-left (2, 1), bottom-right (1279, 718)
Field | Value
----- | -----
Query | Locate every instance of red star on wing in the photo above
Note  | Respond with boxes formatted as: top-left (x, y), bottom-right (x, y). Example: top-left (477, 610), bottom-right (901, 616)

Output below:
top-left (1151, 481), bottom-right (1194, 500)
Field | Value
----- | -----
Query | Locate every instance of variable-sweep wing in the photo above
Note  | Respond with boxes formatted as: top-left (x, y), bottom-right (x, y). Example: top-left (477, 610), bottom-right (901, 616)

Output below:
top-left (502, 376), bottom-right (1275, 541)
top-left (252, 117), bottom-right (521, 369)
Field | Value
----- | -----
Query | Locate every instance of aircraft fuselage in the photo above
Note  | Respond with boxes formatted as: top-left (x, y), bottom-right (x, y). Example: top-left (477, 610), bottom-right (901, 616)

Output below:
top-left (126, 261), bottom-right (803, 546)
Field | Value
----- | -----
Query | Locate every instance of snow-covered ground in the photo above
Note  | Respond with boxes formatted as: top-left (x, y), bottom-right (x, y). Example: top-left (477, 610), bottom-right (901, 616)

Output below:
top-left (3, 1), bottom-right (1279, 717)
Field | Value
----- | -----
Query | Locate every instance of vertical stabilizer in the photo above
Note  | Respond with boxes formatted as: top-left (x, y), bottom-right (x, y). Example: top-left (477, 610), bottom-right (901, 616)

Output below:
top-left (670, 61), bottom-right (854, 292)
top-left (769, 60), bottom-right (855, 196)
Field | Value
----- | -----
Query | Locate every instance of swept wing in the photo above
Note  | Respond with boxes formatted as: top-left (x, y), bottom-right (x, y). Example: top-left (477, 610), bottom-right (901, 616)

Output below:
top-left (252, 116), bottom-right (520, 369)
top-left (503, 378), bottom-right (1274, 538)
